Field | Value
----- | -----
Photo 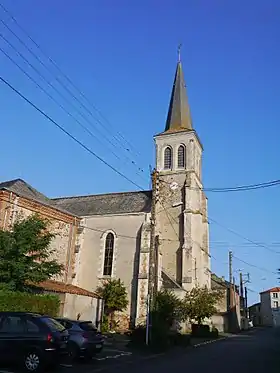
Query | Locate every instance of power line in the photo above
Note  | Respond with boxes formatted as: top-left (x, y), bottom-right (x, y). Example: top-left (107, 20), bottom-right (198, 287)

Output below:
top-left (2, 192), bottom-right (275, 279)
top-left (205, 179), bottom-right (280, 192)
top-left (208, 216), bottom-right (280, 255)
top-left (233, 255), bottom-right (277, 275)
top-left (0, 32), bottom-right (129, 163)
top-left (158, 179), bottom-right (280, 255)
top-left (0, 3), bottom-right (145, 171)
top-left (159, 177), bottom-right (280, 193)
top-left (2, 2), bottom-right (280, 196)
top-left (0, 75), bottom-right (145, 191)
top-left (0, 43), bottom-right (123, 162)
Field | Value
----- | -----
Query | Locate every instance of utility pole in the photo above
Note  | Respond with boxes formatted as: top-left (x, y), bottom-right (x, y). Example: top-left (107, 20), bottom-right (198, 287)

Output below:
top-left (229, 251), bottom-right (233, 284)
top-left (229, 251), bottom-right (233, 308)
top-left (233, 276), bottom-right (236, 307)
top-left (239, 272), bottom-right (244, 299)
top-left (245, 287), bottom-right (248, 319)
top-left (147, 169), bottom-right (159, 344)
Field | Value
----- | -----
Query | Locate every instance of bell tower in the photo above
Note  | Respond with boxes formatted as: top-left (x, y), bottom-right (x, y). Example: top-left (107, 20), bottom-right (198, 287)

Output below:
top-left (154, 52), bottom-right (210, 290)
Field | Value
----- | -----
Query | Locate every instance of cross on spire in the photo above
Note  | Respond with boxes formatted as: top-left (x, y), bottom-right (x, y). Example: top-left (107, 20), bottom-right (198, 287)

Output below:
top-left (177, 43), bottom-right (182, 62)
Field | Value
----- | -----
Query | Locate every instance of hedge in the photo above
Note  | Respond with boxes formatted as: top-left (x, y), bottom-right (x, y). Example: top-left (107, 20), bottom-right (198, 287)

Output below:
top-left (0, 291), bottom-right (60, 317)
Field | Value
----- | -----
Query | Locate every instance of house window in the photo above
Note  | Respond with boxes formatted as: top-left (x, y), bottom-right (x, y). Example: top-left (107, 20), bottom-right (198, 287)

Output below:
top-left (273, 301), bottom-right (279, 308)
top-left (103, 233), bottom-right (114, 276)
top-left (273, 293), bottom-right (278, 298)
top-left (177, 145), bottom-right (186, 169)
top-left (164, 147), bottom-right (172, 170)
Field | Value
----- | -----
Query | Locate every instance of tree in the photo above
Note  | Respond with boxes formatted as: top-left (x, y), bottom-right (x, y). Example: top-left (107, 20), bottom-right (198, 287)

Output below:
top-left (182, 286), bottom-right (223, 325)
top-left (154, 289), bottom-right (183, 327)
top-left (0, 215), bottom-right (64, 292)
top-left (96, 278), bottom-right (128, 329)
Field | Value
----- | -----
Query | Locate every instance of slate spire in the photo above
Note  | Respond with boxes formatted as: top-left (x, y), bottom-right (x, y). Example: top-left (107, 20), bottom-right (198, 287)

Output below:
top-left (165, 47), bottom-right (193, 132)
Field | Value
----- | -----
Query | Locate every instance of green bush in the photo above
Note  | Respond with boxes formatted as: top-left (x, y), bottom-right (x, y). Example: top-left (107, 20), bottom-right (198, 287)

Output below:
top-left (101, 314), bottom-right (110, 333)
top-left (0, 291), bottom-right (60, 317)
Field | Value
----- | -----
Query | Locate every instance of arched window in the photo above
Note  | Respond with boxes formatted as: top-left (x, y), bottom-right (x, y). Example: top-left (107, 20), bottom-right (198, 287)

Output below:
top-left (177, 145), bottom-right (186, 168)
top-left (164, 147), bottom-right (172, 169)
top-left (103, 233), bottom-right (114, 276)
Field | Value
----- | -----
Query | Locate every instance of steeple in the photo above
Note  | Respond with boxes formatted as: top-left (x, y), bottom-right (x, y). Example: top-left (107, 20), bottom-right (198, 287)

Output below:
top-left (165, 49), bottom-right (193, 132)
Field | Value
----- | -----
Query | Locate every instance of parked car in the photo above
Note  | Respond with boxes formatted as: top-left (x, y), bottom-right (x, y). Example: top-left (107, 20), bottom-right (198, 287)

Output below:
top-left (55, 318), bottom-right (104, 360)
top-left (0, 312), bottom-right (69, 372)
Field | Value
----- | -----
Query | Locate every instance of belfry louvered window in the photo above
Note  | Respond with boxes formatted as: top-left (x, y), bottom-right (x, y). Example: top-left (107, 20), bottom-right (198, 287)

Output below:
top-left (177, 145), bottom-right (186, 168)
top-left (164, 147), bottom-right (172, 169)
top-left (103, 233), bottom-right (114, 276)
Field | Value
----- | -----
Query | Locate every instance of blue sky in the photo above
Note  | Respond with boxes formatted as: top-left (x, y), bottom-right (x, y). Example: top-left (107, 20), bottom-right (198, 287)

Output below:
top-left (1, 0), bottom-right (280, 304)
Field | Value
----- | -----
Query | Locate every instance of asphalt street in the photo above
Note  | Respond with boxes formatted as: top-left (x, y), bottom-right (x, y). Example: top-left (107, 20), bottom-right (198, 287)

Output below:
top-left (1, 328), bottom-right (279, 373)
top-left (94, 328), bottom-right (280, 373)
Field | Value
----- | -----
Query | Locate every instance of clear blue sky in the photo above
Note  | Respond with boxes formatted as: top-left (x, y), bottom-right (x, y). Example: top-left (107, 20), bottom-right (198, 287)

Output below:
top-left (1, 0), bottom-right (280, 304)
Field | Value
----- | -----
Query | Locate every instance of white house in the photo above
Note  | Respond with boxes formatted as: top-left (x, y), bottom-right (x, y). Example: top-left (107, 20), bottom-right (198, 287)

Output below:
top-left (260, 287), bottom-right (280, 327)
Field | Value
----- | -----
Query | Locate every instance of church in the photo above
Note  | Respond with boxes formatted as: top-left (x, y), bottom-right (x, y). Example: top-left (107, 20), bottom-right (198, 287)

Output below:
top-left (0, 57), bottom-right (211, 329)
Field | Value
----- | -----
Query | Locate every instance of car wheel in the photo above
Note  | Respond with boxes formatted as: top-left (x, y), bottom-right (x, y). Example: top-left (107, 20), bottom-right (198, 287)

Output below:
top-left (23, 351), bottom-right (42, 372)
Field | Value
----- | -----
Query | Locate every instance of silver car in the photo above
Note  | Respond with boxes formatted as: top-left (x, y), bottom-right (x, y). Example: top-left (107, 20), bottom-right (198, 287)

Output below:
top-left (55, 318), bottom-right (104, 360)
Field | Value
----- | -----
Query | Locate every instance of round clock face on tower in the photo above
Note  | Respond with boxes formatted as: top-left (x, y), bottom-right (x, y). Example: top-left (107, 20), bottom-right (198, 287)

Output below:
top-left (170, 181), bottom-right (178, 191)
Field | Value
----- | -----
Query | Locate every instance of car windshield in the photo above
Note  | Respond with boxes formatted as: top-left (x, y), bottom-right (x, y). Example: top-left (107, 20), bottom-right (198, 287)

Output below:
top-left (78, 321), bottom-right (97, 331)
top-left (41, 317), bottom-right (66, 332)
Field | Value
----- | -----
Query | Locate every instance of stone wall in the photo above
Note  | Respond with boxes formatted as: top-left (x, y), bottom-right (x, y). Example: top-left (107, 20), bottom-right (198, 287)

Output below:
top-left (0, 190), bottom-right (79, 282)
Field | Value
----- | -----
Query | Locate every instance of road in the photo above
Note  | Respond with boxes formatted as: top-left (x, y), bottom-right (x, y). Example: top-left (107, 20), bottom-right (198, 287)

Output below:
top-left (1, 328), bottom-right (278, 373)
top-left (81, 328), bottom-right (280, 373)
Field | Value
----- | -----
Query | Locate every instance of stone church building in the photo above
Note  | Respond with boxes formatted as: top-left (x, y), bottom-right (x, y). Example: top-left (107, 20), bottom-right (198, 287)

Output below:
top-left (0, 58), bottom-right (211, 328)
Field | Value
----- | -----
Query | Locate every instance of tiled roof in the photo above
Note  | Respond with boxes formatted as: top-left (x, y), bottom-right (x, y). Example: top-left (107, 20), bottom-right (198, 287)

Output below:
top-left (0, 178), bottom-right (152, 217)
top-left (35, 280), bottom-right (101, 298)
top-left (211, 273), bottom-right (239, 293)
top-left (260, 287), bottom-right (280, 294)
top-left (0, 179), bottom-right (77, 217)
top-left (52, 190), bottom-right (152, 216)
top-left (0, 179), bottom-right (51, 205)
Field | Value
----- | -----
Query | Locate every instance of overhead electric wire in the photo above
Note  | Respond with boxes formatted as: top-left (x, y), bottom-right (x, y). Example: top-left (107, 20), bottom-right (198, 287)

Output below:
top-left (0, 75), bottom-right (145, 191)
top-left (0, 73), bottom-right (275, 275)
top-left (2, 2), bottom-right (280, 194)
top-left (2, 193), bottom-right (275, 279)
top-left (159, 177), bottom-right (280, 193)
top-left (0, 32), bottom-right (127, 163)
top-left (0, 4), bottom-right (278, 281)
top-left (0, 3), bottom-right (145, 171)
top-left (232, 255), bottom-right (277, 275)
top-left (0, 44), bottom-right (125, 162)
top-left (207, 216), bottom-right (280, 255)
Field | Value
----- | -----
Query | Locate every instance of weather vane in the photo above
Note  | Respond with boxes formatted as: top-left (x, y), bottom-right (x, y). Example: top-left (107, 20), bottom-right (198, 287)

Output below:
top-left (177, 43), bottom-right (182, 62)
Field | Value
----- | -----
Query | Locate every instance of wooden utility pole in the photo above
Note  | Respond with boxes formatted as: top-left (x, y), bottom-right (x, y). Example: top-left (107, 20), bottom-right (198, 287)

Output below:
top-left (229, 251), bottom-right (233, 284)
top-left (233, 276), bottom-right (236, 307)
top-left (239, 272), bottom-right (244, 299)
top-left (229, 251), bottom-right (233, 309)
top-left (147, 170), bottom-right (158, 344)
top-left (240, 272), bottom-right (244, 311)
top-left (245, 287), bottom-right (248, 316)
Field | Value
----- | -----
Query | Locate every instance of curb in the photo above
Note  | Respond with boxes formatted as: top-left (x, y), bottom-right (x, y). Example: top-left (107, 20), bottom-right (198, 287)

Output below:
top-left (192, 336), bottom-right (227, 348)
